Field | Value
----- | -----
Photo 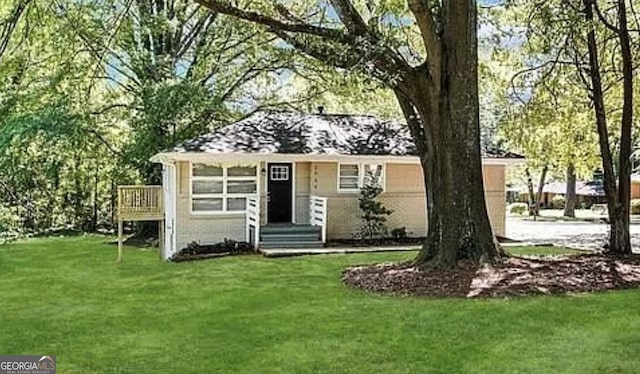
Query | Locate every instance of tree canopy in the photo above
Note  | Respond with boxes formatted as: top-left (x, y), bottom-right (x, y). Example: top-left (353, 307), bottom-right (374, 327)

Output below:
top-left (0, 0), bottom-right (636, 258)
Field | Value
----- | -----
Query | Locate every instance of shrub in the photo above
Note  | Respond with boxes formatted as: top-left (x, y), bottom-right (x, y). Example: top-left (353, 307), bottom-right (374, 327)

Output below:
top-left (631, 199), bottom-right (640, 215)
top-left (579, 201), bottom-right (593, 210)
top-left (390, 227), bottom-right (408, 240)
top-left (358, 172), bottom-right (393, 241)
top-left (0, 207), bottom-right (22, 243)
top-left (551, 195), bottom-right (565, 209)
top-left (508, 203), bottom-right (528, 215)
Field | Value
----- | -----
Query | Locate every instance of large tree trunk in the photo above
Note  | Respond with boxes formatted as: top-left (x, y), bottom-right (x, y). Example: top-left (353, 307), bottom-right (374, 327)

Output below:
top-left (397, 1), bottom-right (504, 269)
top-left (583, 0), bottom-right (632, 254)
top-left (564, 163), bottom-right (577, 217)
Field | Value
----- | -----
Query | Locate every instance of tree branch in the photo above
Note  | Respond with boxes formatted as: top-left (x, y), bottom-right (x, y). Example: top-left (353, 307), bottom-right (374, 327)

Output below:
top-left (195, 0), bottom-right (348, 40)
top-left (328, 0), bottom-right (370, 35)
top-left (195, 0), bottom-right (411, 84)
top-left (0, 0), bottom-right (31, 60)
top-left (407, 0), bottom-right (441, 67)
top-left (593, 1), bottom-right (620, 33)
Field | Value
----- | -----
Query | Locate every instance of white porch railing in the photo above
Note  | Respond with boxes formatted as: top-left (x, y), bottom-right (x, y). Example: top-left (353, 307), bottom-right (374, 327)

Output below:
top-left (246, 196), bottom-right (261, 249)
top-left (309, 195), bottom-right (328, 243)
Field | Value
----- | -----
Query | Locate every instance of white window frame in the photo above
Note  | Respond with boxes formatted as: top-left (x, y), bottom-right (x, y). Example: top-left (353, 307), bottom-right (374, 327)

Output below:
top-left (190, 162), bottom-right (258, 215)
top-left (270, 165), bottom-right (289, 181)
top-left (337, 163), bottom-right (385, 192)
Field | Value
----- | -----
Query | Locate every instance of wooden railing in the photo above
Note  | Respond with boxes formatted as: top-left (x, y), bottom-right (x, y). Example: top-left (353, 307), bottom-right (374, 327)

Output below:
top-left (309, 195), bottom-right (328, 243)
top-left (246, 196), bottom-right (260, 249)
top-left (117, 185), bottom-right (164, 221)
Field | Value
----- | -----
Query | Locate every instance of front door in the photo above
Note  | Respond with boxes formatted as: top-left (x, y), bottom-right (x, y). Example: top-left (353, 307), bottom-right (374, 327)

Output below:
top-left (267, 163), bottom-right (293, 223)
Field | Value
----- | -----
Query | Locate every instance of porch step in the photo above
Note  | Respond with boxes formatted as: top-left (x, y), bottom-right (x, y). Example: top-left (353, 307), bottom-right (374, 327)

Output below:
top-left (260, 224), bottom-right (321, 235)
top-left (260, 241), bottom-right (325, 249)
top-left (259, 224), bottom-right (324, 249)
top-left (260, 233), bottom-right (321, 242)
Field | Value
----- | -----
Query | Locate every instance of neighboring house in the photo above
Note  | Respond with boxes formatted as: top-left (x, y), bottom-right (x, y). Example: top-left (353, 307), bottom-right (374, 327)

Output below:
top-left (518, 181), bottom-right (606, 208)
top-left (632, 174), bottom-right (640, 199)
top-left (148, 110), bottom-right (524, 260)
top-left (506, 185), bottom-right (522, 204)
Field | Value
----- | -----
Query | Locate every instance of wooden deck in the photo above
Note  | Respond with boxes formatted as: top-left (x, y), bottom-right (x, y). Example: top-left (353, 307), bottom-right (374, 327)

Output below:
top-left (116, 185), bottom-right (164, 262)
top-left (117, 185), bottom-right (164, 221)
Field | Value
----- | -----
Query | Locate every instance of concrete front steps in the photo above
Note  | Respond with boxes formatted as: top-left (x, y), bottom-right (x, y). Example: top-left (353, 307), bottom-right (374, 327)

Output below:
top-left (260, 224), bottom-right (324, 249)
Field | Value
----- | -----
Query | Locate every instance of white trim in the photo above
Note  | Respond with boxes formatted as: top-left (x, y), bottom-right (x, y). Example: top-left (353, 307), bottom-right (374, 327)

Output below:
top-left (292, 162), bottom-right (297, 224)
top-left (270, 165), bottom-right (289, 180)
top-left (337, 163), bottom-right (360, 193)
top-left (161, 162), bottom-right (178, 259)
top-left (189, 162), bottom-right (258, 215)
top-left (263, 162), bottom-right (268, 223)
top-left (171, 164), bottom-right (177, 255)
top-left (337, 162), bottom-right (386, 193)
top-left (257, 161), bottom-right (263, 222)
top-left (152, 152), bottom-right (525, 166)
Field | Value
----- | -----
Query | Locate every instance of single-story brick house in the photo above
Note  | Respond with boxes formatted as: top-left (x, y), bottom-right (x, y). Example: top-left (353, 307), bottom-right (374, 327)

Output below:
top-left (150, 110), bottom-right (523, 260)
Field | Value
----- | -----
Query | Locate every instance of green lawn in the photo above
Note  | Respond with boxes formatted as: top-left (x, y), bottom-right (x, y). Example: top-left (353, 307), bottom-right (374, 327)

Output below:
top-left (1, 237), bottom-right (639, 373)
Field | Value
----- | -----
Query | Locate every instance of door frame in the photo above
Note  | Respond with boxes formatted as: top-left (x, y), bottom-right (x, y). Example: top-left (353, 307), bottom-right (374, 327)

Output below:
top-left (265, 161), bottom-right (296, 224)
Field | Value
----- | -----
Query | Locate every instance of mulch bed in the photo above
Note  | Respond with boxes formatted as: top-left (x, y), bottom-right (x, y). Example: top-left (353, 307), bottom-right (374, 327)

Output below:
top-left (170, 240), bottom-right (255, 262)
top-left (328, 236), bottom-right (517, 248)
top-left (327, 238), bottom-right (424, 247)
top-left (171, 251), bottom-right (254, 263)
top-left (343, 254), bottom-right (640, 298)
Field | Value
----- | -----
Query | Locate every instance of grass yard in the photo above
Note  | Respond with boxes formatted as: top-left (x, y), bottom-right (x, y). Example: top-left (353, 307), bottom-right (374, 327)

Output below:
top-left (1, 237), bottom-right (639, 373)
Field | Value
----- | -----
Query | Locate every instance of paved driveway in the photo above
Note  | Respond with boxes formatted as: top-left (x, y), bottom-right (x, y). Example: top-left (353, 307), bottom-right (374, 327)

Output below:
top-left (506, 217), bottom-right (640, 252)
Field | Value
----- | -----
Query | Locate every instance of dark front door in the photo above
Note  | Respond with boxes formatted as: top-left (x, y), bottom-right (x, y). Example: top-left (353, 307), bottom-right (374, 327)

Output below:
top-left (267, 163), bottom-right (293, 223)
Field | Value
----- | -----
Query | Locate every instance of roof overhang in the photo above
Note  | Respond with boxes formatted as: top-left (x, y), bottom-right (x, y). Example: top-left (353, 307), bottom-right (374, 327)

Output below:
top-left (150, 152), bottom-right (526, 166)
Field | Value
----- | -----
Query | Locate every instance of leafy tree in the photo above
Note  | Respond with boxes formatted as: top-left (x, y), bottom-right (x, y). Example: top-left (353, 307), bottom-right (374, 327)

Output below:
top-left (60, 0), bottom-right (299, 185)
top-left (0, 0), bottom-right (361, 237)
top-left (195, 0), bottom-right (506, 269)
top-left (0, 0), bottom-right (127, 234)
top-left (580, 0), bottom-right (636, 254)
top-left (484, 2), bottom-right (602, 218)
top-left (501, 0), bottom-right (638, 253)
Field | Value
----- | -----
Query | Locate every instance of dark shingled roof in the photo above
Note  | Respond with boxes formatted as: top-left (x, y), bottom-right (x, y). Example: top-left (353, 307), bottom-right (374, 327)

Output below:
top-left (543, 181), bottom-right (606, 197)
top-left (170, 110), bottom-right (524, 159)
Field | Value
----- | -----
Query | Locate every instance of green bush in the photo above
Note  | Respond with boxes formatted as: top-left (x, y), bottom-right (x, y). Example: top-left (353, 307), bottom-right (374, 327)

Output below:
top-left (508, 203), bottom-right (528, 215)
top-left (551, 195), bottom-right (565, 209)
top-left (631, 199), bottom-right (640, 215)
top-left (0, 207), bottom-right (22, 243)
top-left (358, 172), bottom-right (393, 241)
top-left (579, 201), bottom-right (593, 210)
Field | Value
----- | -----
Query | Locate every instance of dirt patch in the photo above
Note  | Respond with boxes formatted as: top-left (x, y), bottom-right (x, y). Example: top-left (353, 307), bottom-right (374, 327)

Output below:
top-left (342, 254), bottom-right (640, 298)
top-left (122, 236), bottom-right (158, 247)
